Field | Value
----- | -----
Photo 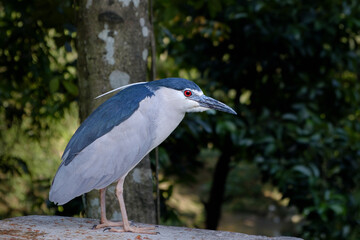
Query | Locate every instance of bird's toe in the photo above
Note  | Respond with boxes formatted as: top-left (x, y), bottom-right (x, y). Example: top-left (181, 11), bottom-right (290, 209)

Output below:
top-left (92, 220), bottom-right (124, 229)
top-left (106, 225), bottom-right (157, 234)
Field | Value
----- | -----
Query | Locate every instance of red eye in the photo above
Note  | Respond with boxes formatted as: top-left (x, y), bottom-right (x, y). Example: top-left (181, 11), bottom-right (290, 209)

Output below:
top-left (184, 90), bottom-right (192, 97)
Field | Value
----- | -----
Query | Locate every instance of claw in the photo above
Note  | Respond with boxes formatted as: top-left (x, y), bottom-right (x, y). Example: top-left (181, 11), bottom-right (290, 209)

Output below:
top-left (92, 224), bottom-right (97, 230)
top-left (103, 227), bottom-right (111, 232)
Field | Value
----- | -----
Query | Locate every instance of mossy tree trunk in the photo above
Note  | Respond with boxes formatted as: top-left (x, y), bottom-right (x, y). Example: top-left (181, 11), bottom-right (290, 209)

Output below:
top-left (76, 0), bottom-right (155, 224)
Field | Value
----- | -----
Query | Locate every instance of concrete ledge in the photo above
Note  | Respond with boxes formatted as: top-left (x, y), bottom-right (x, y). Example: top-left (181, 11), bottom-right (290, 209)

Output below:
top-left (0, 215), bottom-right (303, 240)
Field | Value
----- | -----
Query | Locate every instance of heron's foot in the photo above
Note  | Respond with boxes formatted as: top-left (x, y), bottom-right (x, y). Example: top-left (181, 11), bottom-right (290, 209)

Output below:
top-left (105, 225), bottom-right (157, 234)
top-left (92, 220), bottom-right (124, 229)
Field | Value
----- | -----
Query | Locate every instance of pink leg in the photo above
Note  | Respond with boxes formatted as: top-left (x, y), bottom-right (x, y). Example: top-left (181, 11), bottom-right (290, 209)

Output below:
top-left (107, 176), bottom-right (156, 234)
top-left (93, 188), bottom-right (124, 229)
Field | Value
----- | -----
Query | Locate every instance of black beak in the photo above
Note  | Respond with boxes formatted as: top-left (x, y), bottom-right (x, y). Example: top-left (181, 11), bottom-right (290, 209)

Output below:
top-left (194, 95), bottom-right (237, 115)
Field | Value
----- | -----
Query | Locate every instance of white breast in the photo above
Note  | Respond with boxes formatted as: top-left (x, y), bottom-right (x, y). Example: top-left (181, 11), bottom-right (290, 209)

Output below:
top-left (50, 89), bottom-right (186, 205)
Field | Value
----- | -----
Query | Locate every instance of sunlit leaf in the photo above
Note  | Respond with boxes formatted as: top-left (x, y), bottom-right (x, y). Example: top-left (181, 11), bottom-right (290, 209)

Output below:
top-left (49, 77), bottom-right (60, 93)
top-left (62, 81), bottom-right (78, 96)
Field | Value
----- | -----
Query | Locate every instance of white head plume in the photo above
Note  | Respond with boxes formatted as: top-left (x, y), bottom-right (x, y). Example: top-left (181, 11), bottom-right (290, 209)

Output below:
top-left (95, 82), bottom-right (147, 99)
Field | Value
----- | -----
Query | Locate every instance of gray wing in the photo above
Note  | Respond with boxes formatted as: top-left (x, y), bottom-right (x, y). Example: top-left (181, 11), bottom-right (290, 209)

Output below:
top-left (61, 83), bottom-right (154, 166)
top-left (49, 85), bottom-right (156, 205)
top-left (49, 104), bottom-right (157, 205)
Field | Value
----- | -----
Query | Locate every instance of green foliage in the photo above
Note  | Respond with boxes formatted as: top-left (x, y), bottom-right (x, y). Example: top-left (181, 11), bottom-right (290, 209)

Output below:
top-left (252, 104), bottom-right (360, 239)
top-left (155, 0), bottom-right (360, 239)
top-left (0, 0), bottom-right (77, 133)
top-left (0, 0), bottom-right (78, 218)
top-left (0, 103), bottom-right (79, 218)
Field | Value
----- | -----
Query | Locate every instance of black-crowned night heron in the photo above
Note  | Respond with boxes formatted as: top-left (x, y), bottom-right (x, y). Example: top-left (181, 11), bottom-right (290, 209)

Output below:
top-left (49, 78), bottom-right (236, 234)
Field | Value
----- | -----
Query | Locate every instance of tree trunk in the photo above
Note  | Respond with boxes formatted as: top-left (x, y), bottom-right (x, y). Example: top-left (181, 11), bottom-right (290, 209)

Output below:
top-left (205, 139), bottom-right (233, 229)
top-left (76, 0), bottom-right (155, 224)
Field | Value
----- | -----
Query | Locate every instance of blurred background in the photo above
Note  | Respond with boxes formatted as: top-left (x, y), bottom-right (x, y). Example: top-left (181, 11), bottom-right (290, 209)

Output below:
top-left (1, 0), bottom-right (360, 239)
